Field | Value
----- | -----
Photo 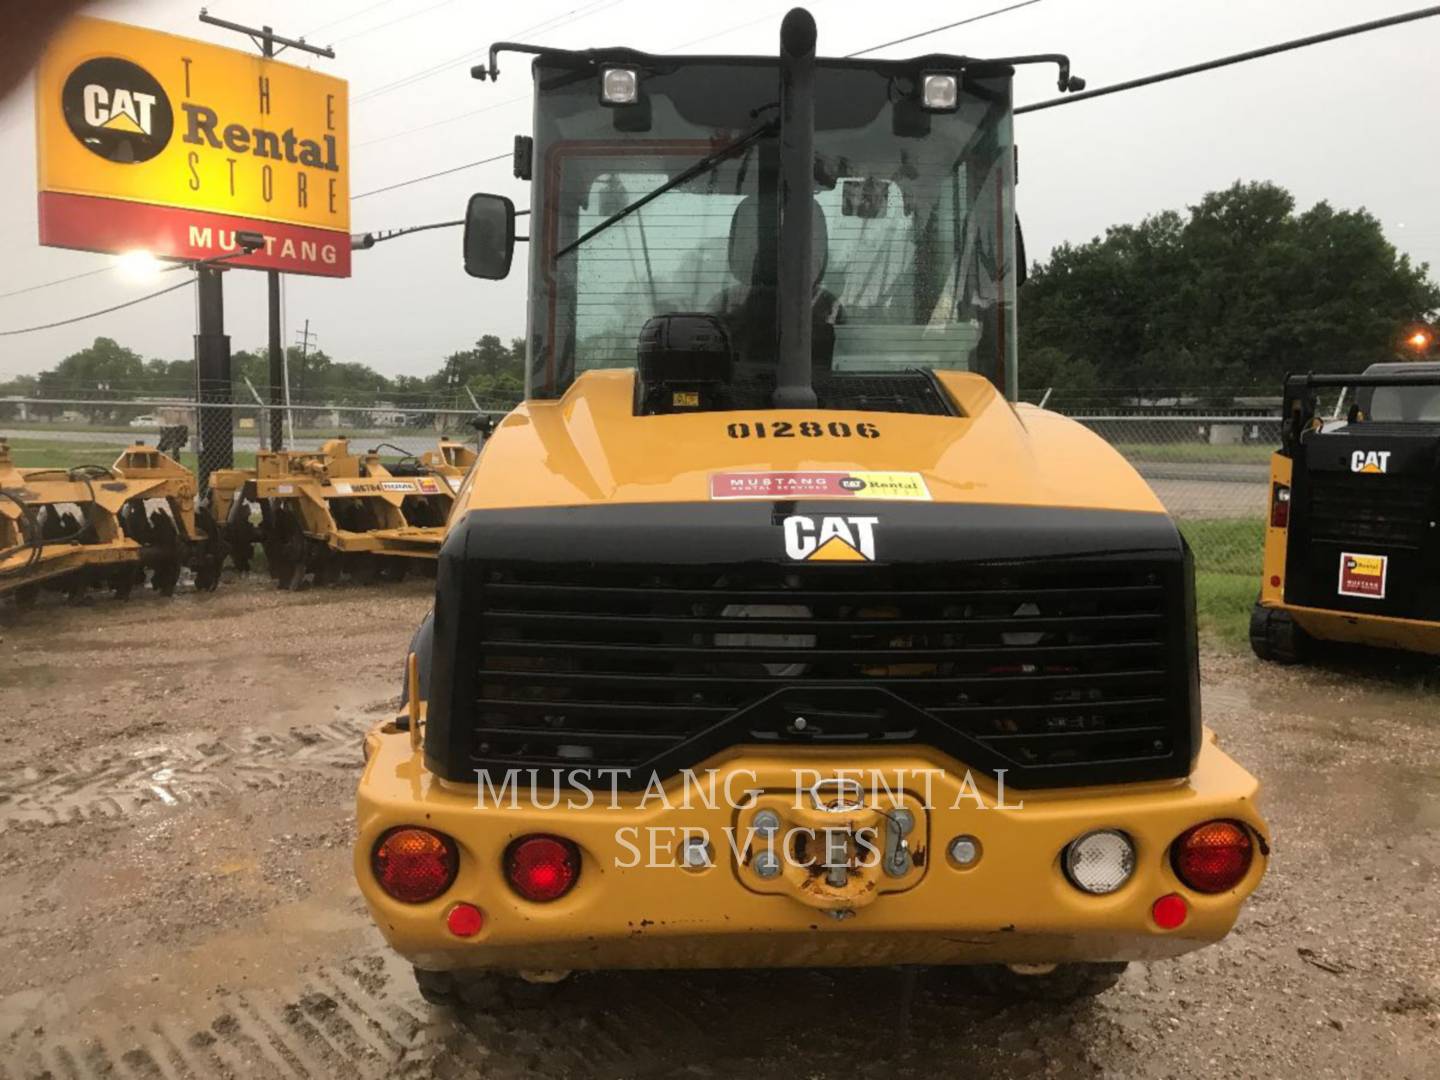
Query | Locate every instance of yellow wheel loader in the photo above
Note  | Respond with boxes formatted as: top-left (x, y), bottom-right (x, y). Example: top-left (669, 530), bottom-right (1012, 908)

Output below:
top-left (0, 439), bottom-right (224, 608)
top-left (1252, 364), bottom-right (1440, 662)
top-left (211, 437), bottom-right (474, 589)
top-left (355, 9), bottom-right (1269, 1007)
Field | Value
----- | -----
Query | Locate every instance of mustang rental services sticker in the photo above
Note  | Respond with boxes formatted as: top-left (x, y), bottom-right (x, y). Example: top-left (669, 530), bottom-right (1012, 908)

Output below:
top-left (710, 471), bottom-right (931, 501)
top-left (1338, 552), bottom-right (1388, 599)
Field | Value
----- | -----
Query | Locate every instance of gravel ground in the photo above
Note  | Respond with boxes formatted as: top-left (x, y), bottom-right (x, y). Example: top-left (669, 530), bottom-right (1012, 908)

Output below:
top-left (0, 579), bottom-right (1436, 1079)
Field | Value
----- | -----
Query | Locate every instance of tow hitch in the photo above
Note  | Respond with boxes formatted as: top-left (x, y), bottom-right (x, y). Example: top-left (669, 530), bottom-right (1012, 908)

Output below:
top-left (735, 781), bottom-right (926, 914)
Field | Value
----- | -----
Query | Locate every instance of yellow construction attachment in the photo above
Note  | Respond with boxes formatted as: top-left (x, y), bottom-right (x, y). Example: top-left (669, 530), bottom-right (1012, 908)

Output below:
top-left (212, 437), bottom-right (476, 589)
top-left (0, 438), bottom-right (225, 609)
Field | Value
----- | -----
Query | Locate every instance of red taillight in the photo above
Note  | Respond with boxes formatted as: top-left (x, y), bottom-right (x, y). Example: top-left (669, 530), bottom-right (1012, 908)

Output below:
top-left (1172, 820), bottom-right (1254, 894)
top-left (1151, 893), bottom-right (1188, 930)
top-left (372, 826), bottom-right (458, 903)
top-left (505, 835), bottom-right (580, 902)
top-left (446, 902), bottom-right (485, 937)
top-left (1270, 483), bottom-right (1291, 528)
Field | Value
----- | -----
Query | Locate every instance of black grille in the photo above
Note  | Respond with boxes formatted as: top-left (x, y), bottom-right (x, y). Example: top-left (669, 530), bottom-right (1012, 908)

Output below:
top-left (1306, 471), bottom-right (1434, 550)
top-left (466, 560), bottom-right (1187, 787)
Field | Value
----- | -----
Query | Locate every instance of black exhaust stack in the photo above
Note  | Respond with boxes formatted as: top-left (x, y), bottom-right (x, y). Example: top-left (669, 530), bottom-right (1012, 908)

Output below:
top-left (773, 7), bottom-right (818, 409)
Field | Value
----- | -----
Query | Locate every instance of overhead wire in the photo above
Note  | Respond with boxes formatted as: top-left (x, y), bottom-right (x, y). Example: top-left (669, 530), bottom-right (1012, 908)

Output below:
top-left (844, 0), bottom-right (1044, 58)
top-left (0, 264), bottom-right (117, 302)
top-left (0, 278), bottom-right (194, 337)
top-left (1016, 2), bottom-right (1440, 114)
top-left (348, 0), bottom-right (1045, 195)
top-left (351, 0), bottom-right (625, 104)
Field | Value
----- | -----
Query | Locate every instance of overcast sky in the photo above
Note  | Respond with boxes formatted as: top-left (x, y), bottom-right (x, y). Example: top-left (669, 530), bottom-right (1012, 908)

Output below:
top-left (1, 0), bottom-right (1436, 380)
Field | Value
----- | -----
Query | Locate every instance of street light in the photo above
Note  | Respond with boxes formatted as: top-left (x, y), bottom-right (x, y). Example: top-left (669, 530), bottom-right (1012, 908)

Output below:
top-left (1407, 329), bottom-right (1432, 352)
top-left (115, 249), bottom-right (162, 281)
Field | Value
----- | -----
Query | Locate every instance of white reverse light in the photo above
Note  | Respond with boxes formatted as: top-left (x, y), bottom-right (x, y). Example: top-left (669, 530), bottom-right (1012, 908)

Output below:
top-left (921, 73), bottom-right (959, 111)
top-left (601, 67), bottom-right (639, 105)
top-left (1064, 829), bottom-right (1136, 895)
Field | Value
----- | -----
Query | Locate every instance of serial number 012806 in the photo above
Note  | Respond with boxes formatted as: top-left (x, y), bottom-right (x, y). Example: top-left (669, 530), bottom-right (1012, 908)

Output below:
top-left (726, 419), bottom-right (880, 439)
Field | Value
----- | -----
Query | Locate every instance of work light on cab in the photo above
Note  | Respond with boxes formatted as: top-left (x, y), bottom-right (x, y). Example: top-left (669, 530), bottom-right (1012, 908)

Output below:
top-left (600, 67), bottom-right (639, 105)
top-left (1172, 820), bottom-right (1254, 894)
top-left (920, 72), bottom-right (959, 111)
top-left (506, 836), bottom-right (580, 902)
top-left (1063, 829), bottom-right (1136, 895)
top-left (372, 826), bottom-right (459, 904)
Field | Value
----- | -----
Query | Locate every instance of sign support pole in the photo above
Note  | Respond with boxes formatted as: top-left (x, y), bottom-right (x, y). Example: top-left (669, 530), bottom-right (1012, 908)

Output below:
top-left (193, 265), bottom-right (232, 495)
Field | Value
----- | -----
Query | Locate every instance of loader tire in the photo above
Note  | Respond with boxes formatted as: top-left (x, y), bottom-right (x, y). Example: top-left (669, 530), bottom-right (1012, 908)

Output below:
top-left (413, 968), bottom-right (557, 1010)
top-left (1249, 603), bottom-right (1309, 664)
top-left (937, 962), bottom-right (1128, 1003)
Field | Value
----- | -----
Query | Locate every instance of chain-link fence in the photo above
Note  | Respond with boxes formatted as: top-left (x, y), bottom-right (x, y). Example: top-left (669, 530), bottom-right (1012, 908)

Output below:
top-left (1, 395), bottom-right (1274, 585)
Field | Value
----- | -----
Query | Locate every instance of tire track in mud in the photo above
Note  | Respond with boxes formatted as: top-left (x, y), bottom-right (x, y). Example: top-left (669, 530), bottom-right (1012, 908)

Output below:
top-left (4, 954), bottom-right (438, 1080)
top-left (0, 717), bottom-right (374, 831)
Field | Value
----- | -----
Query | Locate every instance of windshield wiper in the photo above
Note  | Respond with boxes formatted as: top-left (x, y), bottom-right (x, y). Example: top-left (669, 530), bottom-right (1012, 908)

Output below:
top-left (554, 119), bottom-right (777, 262)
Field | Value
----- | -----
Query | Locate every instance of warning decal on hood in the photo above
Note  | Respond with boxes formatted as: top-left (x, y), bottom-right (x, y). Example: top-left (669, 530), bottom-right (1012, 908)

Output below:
top-left (710, 471), bottom-right (930, 501)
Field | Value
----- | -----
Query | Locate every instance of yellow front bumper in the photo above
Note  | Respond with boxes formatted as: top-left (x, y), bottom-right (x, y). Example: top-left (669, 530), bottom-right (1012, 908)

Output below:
top-left (355, 727), bottom-right (1268, 972)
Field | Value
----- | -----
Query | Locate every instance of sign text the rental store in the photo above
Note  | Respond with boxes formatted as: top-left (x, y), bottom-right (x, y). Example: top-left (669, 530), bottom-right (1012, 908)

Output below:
top-left (35, 17), bottom-right (350, 277)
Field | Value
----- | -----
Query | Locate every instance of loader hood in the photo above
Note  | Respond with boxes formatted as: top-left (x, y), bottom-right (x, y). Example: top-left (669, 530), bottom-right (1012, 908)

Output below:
top-left (461, 369), bottom-right (1166, 516)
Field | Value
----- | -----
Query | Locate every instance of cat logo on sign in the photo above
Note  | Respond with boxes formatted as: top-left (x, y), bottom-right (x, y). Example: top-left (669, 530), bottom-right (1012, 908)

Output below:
top-left (782, 515), bottom-right (878, 562)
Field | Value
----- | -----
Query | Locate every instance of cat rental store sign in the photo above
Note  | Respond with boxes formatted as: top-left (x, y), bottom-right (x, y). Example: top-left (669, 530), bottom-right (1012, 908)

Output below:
top-left (35, 17), bottom-right (350, 277)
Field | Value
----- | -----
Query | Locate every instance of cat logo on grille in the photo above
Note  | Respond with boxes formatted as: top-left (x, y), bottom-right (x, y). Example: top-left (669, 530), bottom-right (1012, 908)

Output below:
top-left (782, 515), bottom-right (878, 562)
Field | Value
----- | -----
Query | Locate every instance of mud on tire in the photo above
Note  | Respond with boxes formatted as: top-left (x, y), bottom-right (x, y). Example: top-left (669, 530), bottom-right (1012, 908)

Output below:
top-left (414, 967), bottom-right (564, 1009)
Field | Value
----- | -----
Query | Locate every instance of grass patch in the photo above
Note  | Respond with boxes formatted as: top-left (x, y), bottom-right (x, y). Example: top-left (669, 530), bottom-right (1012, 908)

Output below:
top-left (1114, 442), bottom-right (1274, 465)
top-left (1179, 517), bottom-right (1265, 649)
top-left (4, 437), bottom-right (256, 472)
top-left (1194, 572), bottom-right (1257, 650)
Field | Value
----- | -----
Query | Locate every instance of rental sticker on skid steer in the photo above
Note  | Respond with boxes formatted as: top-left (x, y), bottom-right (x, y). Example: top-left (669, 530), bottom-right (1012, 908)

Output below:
top-left (1338, 552), bottom-right (1388, 599)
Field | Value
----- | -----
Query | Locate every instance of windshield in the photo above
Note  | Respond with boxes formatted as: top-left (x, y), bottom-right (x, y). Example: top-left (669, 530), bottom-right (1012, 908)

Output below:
top-left (526, 59), bottom-right (1017, 404)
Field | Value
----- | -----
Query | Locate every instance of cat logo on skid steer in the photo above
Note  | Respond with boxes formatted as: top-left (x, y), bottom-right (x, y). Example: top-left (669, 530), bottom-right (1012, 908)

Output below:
top-left (1350, 450), bottom-right (1392, 474)
top-left (783, 515), bottom-right (879, 562)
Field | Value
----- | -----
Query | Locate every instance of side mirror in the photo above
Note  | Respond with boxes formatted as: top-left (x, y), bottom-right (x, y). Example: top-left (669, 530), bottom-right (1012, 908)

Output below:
top-left (463, 193), bottom-right (516, 279)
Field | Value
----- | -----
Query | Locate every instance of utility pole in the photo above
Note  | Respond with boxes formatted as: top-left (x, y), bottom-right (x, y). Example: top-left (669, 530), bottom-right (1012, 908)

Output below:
top-left (198, 10), bottom-right (335, 455)
top-left (295, 321), bottom-right (317, 431)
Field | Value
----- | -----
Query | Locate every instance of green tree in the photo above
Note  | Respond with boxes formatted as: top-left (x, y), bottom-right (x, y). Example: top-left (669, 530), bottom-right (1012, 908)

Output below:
top-left (1019, 181), bottom-right (1440, 399)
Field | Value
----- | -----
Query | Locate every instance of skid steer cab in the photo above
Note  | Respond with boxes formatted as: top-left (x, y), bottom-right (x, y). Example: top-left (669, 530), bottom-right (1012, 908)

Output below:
top-left (354, 7), bottom-right (1269, 1009)
top-left (1252, 364), bottom-right (1440, 662)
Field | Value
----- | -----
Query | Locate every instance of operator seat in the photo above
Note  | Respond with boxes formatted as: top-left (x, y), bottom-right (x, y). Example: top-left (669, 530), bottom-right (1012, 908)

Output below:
top-left (709, 194), bottom-right (843, 374)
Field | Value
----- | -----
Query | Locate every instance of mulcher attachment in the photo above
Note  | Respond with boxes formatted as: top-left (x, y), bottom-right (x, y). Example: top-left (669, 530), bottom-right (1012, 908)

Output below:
top-left (0, 438), bottom-right (226, 608)
top-left (214, 437), bottom-right (473, 590)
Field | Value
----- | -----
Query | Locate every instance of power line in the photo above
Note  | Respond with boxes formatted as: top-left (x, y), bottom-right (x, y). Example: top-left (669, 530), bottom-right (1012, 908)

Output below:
top-left (354, 6), bottom-right (804, 150)
top-left (332, 0), bottom-right (465, 46)
top-left (302, 0), bottom-right (402, 40)
top-left (0, 264), bottom-right (117, 302)
top-left (348, 2), bottom-right (1042, 194)
top-left (351, 0), bottom-right (624, 105)
top-left (0, 278), bottom-right (194, 337)
top-left (1017, 3), bottom-right (1440, 114)
top-left (845, 0), bottom-right (1044, 58)
top-left (352, 152), bottom-right (511, 200)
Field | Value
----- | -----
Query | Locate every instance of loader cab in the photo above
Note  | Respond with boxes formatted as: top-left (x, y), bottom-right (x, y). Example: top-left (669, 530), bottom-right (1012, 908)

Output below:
top-left (463, 31), bottom-right (1081, 409)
